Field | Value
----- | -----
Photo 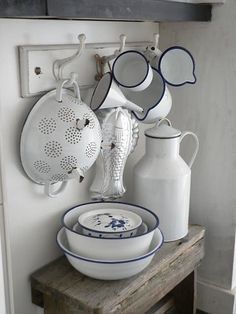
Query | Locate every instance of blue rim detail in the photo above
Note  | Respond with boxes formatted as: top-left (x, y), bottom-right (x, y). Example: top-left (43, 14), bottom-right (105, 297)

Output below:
top-left (145, 134), bottom-right (181, 140)
top-left (158, 46), bottom-right (197, 87)
top-left (131, 67), bottom-right (166, 121)
top-left (78, 223), bottom-right (139, 235)
top-left (61, 201), bottom-right (159, 240)
top-left (90, 72), bottom-right (112, 112)
top-left (112, 50), bottom-right (150, 89)
top-left (56, 227), bottom-right (164, 264)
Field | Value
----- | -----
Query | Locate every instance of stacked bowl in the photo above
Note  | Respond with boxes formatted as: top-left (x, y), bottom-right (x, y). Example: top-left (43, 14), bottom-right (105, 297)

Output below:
top-left (57, 201), bottom-right (163, 280)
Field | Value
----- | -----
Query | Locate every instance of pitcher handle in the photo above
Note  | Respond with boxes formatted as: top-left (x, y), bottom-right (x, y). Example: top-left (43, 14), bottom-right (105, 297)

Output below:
top-left (45, 181), bottom-right (68, 198)
top-left (180, 131), bottom-right (199, 169)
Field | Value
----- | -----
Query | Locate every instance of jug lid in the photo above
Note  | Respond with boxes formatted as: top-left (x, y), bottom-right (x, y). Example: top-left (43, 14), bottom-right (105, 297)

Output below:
top-left (145, 118), bottom-right (181, 139)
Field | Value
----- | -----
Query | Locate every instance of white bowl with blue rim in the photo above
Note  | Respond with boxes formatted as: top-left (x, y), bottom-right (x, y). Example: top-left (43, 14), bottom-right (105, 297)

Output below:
top-left (57, 226), bottom-right (163, 280)
top-left (62, 201), bottom-right (159, 260)
top-left (73, 221), bottom-right (148, 238)
top-left (78, 208), bottom-right (142, 238)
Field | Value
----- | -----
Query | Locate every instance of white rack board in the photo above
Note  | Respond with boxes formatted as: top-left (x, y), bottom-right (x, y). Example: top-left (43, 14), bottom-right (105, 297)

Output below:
top-left (19, 41), bottom-right (151, 98)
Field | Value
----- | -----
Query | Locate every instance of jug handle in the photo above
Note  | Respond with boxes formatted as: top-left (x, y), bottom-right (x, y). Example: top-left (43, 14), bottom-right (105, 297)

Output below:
top-left (45, 181), bottom-right (68, 198)
top-left (180, 131), bottom-right (199, 169)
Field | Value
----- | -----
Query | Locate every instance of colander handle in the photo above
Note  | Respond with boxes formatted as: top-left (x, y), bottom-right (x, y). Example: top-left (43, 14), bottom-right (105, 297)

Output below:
top-left (56, 78), bottom-right (81, 102)
top-left (45, 181), bottom-right (68, 198)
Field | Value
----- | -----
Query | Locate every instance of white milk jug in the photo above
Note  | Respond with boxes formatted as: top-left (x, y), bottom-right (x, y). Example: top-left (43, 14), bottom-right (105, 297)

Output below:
top-left (133, 118), bottom-right (199, 241)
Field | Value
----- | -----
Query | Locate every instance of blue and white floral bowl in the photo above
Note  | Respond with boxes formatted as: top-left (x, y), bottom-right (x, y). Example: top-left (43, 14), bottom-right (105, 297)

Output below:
top-left (78, 208), bottom-right (142, 238)
top-left (62, 201), bottom-right (159, 260)
top-left (73, 222), bottom-right (148, 238)
top-left (57, 226), bottom-right (163, 280)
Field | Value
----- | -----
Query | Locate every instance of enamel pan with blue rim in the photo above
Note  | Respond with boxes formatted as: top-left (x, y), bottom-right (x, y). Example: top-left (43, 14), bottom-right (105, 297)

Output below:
top-left (158, 46), bottom-right (196, 87)
top-left (62, 201), bottom-right (159, 260)
top-left (122, 67), bottom-right (172, 124)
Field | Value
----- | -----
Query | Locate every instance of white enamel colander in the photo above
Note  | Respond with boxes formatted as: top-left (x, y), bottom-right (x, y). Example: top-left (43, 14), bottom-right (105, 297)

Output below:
top-left (20, 79), bottom-right (102, 197)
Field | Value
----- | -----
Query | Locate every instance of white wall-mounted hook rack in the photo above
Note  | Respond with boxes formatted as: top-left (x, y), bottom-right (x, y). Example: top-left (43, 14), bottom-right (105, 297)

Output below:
top-left (19, 39), bottom-right (151, 98)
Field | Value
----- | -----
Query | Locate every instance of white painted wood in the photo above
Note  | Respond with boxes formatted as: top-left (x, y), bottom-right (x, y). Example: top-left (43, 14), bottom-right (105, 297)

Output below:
top-left (19, 41), bottom-right (151, 97)
top-left (159, 0), bottom-right (236, 311)
top-left (0, 161), bottom-right (2, 205)
top-left (197, 280), bottom-right (236, 314)
top-left (0, 18), bottom-right (158, 314)
top-left (0, 206), bottom-right (6, 314)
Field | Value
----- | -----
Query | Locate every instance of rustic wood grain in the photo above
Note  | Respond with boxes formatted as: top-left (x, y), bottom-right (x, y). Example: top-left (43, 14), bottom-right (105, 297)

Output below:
top-left (0, 0), bottom-right (46, 16)
top-left (46, 0), bottom-right (212, 21)
top-left (31, 225), bottom-right (205, 314)
top-left (108, 241), bottom-right (203, 314)
top-left (145, 294), bottom-right (175, 314)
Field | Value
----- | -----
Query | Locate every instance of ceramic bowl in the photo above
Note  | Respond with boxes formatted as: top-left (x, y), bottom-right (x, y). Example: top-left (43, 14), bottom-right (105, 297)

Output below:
top-left (62, 201), bottom-right (159, 260)
top-left (57, 227), bottom-right (163, 280)
top-left (72, 221), bottom-right (148, 238)
top-left (78, 208), bottom-right (142, 238)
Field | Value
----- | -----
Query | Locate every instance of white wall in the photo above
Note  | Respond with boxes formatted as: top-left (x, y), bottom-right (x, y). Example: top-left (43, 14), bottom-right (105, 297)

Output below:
top-left (0, 19), bottom-right (158, 314)
top-left (160, 0), bottom-right (236, 313)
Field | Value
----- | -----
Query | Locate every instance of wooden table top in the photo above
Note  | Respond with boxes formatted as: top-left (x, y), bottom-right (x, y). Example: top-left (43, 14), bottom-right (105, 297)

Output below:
top-left (31, 225), bottom-right (205, 314)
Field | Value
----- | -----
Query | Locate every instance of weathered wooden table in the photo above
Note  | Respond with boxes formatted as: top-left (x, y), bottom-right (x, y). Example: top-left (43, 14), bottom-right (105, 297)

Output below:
top-left (31, 225), bottom-right (205, 314)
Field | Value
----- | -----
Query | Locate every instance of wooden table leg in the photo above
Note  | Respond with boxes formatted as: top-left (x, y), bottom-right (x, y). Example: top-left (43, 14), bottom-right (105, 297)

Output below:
top-left (173, 270), bottom-right (196, 314)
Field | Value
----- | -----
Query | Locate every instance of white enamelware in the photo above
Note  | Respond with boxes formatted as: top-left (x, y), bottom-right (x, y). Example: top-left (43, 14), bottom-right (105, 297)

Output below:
top-left (90, 72), bottom-right (143, 113)
top-left (133, 118), bottom-right (199, 242)
top-left (158, 46), bottom-right (196, 87)
top-left (72, 221), bottom-right (148, 238)
top-left (62, 201), bottom-right (159, 260)
top-left (78, 208), bottom-right (142, 238)
top-left (20, 79), bottom-right (102, 197)
top-left (122, 67), bottom-right (172, 124)
top-left (112, 50), bottom-right (153, 92)
top-left (57, 227), bottom-right (163, 280)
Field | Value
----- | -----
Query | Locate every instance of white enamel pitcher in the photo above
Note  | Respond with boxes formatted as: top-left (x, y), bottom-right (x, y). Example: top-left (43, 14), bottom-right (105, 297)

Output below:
top-left (133, 118), bottom-right (199, 241)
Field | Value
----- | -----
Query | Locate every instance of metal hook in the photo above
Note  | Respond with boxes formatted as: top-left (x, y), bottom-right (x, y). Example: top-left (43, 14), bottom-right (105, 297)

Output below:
top-left (153, 33), bottom-right (159, 51)
top-left (94, 34), bottom-right (127, 80)
top-left (53, 33), bottom-right (86, 81)
top-left (144, 32), bottom-right (162, 62)
top-left (119, 34), bottom-right (126, 53)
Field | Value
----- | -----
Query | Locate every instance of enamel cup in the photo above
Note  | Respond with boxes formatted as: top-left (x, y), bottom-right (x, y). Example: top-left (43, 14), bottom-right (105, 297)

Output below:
top-left (112, 50), bottom-right (153, 91)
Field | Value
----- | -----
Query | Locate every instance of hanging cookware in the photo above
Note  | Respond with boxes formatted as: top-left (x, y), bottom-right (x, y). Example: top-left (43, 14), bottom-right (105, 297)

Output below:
top-left (157, 46), bottom-right (196, 87)
top-left (20, 78), bottom-right (102, 197)
top-left (122, 67), bottom-right (172, 124)
top-left (112, 50), bottom-right (153, 91)
top-left (90, 72), bottom-right (143, 113)
top-left (133, 118), bottom-right (199, 241)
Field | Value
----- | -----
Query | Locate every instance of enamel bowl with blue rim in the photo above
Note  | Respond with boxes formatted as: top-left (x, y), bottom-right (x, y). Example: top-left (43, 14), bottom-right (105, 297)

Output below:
top-left (57, 226), bottom-right (163, 280)
top-left (73, 221), bottom-right (148, 238)
top-left (62, 201), bottom-right (159, 260)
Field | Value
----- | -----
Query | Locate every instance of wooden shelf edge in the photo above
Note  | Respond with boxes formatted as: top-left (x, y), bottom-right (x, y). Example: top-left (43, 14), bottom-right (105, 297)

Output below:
top-left (0, 0), bottom-right (212, 22)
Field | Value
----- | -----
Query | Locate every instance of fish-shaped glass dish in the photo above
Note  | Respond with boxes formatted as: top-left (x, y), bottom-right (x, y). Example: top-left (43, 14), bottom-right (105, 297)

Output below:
top-left (78, 208), bottom-right (142, 238)
top-left (90, 107), bottom-right (139, 200)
